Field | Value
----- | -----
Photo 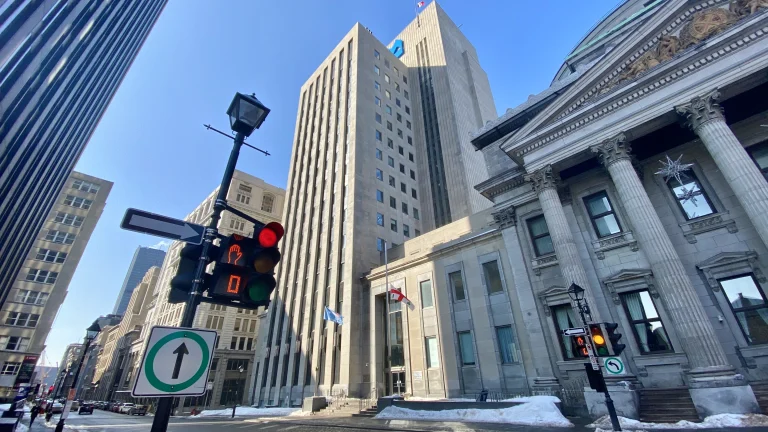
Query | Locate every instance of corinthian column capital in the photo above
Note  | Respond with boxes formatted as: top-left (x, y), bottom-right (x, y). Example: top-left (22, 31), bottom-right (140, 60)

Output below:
top-left (525, 165), bottom-right (559, 195)
top-left (591, 133), bottom-right (632, 167)
top-left (676, 88), bottom-right (725, 132)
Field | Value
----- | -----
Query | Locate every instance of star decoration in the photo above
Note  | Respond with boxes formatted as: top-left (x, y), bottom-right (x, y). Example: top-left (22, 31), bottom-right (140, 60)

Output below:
top-left (655, 154), bottom-right (699, 206)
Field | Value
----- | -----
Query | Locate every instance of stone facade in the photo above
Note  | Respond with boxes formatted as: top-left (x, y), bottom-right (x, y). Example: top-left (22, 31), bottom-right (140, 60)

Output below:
top-left (364, 0), bottom-right (768, 420)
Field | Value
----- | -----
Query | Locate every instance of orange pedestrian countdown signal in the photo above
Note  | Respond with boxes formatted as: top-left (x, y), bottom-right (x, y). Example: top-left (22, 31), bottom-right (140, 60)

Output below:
top-left (227, 274), bottom-right (241, 294)
top-left (575, 336), bottom-right (589, 356)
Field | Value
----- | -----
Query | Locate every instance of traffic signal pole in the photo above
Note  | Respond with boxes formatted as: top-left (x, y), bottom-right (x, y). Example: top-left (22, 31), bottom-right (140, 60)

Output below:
top-left (150, 132), bottom-right (245, 432)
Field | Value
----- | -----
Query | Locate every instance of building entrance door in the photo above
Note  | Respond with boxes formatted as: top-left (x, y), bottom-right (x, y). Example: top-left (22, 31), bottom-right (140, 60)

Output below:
top-left (388, 371), bottom-right (406, 396)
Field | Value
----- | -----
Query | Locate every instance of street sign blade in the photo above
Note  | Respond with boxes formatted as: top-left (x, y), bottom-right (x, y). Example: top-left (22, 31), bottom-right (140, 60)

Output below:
top-left (562, 327), bottom-right (586, 336)
top-left (121, 208), bottom-right (205, 245)
top-left (132, 326), bottom-right (217, 397)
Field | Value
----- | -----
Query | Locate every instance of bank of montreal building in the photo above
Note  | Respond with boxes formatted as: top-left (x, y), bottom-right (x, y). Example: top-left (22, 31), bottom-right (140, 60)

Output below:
top-left (252, 2), bottom-right (499, 406)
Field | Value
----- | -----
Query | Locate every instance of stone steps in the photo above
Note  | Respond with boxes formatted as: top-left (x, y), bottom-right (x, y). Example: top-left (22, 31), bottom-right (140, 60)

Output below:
top-left (352, 407), bottom-right (378, 418)
top-left (638, 388), bottom-right (699, 423)
top-left (750, 382), bottom-right (768, 415)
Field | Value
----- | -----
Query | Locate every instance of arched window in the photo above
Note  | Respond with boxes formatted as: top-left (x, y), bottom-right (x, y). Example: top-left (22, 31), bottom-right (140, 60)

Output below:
top-left (261, 194), bottom-right (274, 213)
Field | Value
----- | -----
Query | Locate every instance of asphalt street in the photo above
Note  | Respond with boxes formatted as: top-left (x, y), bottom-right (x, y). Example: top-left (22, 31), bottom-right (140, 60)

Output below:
top-left (22, 409), bottom-right (768, 432)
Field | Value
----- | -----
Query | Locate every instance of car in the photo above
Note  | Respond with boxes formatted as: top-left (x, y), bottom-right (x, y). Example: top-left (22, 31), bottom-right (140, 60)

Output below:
top-left (50, 401), bottom-right (63, 414)
top-left (127, 405), bottom-right (147, 416)
top-left (118, 403), bottom-right (135, 414)
top-left (110, 403), bottom-right (122, 413)
top-left (77, 404), bottom-right (93, 415)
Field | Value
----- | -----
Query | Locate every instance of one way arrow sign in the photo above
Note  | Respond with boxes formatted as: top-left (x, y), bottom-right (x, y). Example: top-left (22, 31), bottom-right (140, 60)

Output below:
top-left (121, 208), bottom-right (205, 245)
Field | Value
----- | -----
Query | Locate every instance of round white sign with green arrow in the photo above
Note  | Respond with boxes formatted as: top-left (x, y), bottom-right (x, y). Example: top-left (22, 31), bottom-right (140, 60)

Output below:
top-left (603, 357), bottom-right (626, 375)
top-left (132, 326), bottom-right (217, 397)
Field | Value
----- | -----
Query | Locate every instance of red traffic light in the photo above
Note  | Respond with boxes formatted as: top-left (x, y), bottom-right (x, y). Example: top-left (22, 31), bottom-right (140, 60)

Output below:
top-left (258, 222), bottom-right (284, 248)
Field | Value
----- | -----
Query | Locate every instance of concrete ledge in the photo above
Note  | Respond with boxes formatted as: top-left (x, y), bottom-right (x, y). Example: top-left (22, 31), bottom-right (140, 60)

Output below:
top-left (302, 396), bottom-right (327, 413)
top-left (689, 384), bottom-right (759, 418)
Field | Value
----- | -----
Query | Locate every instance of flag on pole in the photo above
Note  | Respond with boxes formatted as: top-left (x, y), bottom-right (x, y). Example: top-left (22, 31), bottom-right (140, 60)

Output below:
top-left (389, 287), bottom-right (415, 310)
top-left (417, 1), bottom-right (425, 7)
top-left (323, 306), bottom-right (343, 325)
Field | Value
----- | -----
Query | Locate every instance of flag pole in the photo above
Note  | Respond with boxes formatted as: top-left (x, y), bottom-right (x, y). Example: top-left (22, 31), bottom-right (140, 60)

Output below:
top-left (384, 241), bottom-right (393, 395)
top-left (415, 1), bottom-right (420, 27)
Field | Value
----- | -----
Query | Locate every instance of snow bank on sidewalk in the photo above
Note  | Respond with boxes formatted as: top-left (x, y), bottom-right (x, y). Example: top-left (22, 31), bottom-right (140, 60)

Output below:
top-left (589, 413), bottom-right (768, 430)
top-left (192, 407), bottom-right (300, 418)
top-left (375, 396), bottom-right (572, 427)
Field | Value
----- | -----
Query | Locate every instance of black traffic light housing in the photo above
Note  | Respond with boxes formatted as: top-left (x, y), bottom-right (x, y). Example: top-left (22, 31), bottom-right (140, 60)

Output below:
top-left (169, 243), bottom-right (209, 304)
top-left (589, 324), bottom-right (610, 356)
top-left (604, 322), bottom-right (626, 356)
top-left (209, 222), bottom-right (283, 309)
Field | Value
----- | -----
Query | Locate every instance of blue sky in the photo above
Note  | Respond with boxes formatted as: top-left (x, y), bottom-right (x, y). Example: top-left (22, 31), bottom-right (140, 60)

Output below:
top-left (44, 0), bottom-right (620, 364)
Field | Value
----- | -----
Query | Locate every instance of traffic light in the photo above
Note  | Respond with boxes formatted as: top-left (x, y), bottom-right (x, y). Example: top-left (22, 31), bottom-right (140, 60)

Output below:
top-left (574, 335), bottom-right (590, 357)
top-left (210, 222), bottom-right (284, 309)
top-left (604, 322), bottom-right (626, 356)
top-left (169, 243), bottom-right (207, 303)
top-left (589, 324), bottom-right (610, 356)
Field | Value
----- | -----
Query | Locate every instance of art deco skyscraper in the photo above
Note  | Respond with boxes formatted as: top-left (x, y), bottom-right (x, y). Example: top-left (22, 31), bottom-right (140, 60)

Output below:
top-left (0, 0), bottom-right (168, 308)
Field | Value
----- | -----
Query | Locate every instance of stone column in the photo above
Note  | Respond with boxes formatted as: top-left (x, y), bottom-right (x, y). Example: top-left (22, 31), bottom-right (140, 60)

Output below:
top-left (677, 89), bottom-right (768, 248)
top-left (525, 166), bottom-right (599, 322)
top-left (592, 134), bottom-right (758, 417)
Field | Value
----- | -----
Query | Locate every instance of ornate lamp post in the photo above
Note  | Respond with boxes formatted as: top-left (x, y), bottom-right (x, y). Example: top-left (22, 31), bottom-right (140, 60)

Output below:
top-left (55, 321), bottom-right (100, 432)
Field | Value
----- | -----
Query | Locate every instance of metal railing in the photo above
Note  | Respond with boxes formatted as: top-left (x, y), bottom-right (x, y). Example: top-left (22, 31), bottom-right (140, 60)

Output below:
top-left (359, 388), bottom-right (378, 413)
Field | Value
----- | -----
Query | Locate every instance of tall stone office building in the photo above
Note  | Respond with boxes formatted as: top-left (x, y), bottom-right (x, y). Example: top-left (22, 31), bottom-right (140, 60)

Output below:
top-left (112, 247), bottom-right (166, 316)
top-left (0, 0), bottom-right (167, 309)
top-left (252, 2), bottom-right (497, 405)
top-left (0, 172), bottom-right (111, 397)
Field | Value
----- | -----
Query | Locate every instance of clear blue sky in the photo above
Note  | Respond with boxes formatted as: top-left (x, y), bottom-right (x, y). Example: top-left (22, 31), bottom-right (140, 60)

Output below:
top-left (44, 0), bottom-right (620, 364)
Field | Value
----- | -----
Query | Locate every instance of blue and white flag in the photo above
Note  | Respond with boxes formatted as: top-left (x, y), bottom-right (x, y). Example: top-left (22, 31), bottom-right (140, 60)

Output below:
top-left (323, 306), bottom-right (343, 325)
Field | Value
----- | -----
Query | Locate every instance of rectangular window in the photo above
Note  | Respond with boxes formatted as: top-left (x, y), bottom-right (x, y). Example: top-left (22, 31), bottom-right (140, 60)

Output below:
top-left (396, 113), bottom-right (402, 123)
top-left (400, 183), bottom-right (406, 193)
top-left (387, 121), bottom-right (393, 131)
top-left (385, 90), bottom-right (391, 100)
top-left (584, 191), bottom-right (622, 238)
top-left (376, 148), bottom-right (382, 160)
top-left (1, 363), bottom-right (20, 375)
top-left (409, 153), bottom-right (414, 162)
top-left (482, 260), bottom-right (504, 294)
top-left (230, 337), bottom-right (237, 350)
top-left (3, 337), bottom-right (30, 352)
top-left (411, 188), bottom-right (417, 199)
top-left (405, 106), bottom-right (410, 115)
top-left (457, 332), bottom-right (475, 365)
top-left (397, 129), bottom-right (403, 138)
top-left (413, 208), bottom-right (419, 220)
top-left (384, 74), bottom-right (390, 83)
top-left (376, 190), bottom-right (384, 202)
top-left (620, 290), bottom-right (673, 353)
top-left (54, 212), bottom-right (84, 227)
top-left (527, 215), bottom-right (554, 256)
top-left (719, 274), bottom-right (768, 345)
top-left (388, 156), bottom-right (394, 167)
top-left (26, 269), bottom-right (58, 284)
top-left (376, 213), bottom-right (384, 226)
top-left (376, 169), bottom-right (383, 181)
top-left (425, 337), bottom-right (439, 368)
top-left (394, 66), bottom-right (399, 76)
top-left (387, 138), bottom-right (394, 149)
top-left (404, 90), bottom-right (409, 99)
top-left (666, 171), bottom-right (715, 220)
top-left (496, 326), bottom-right (519, 363)
top-left (375, 113), bottom-right (382, 124)
top-left (375, 129), bottom-right (382, 141)
top-left (406, 120), bottom-right (411, 130)
top-left (403, 224), bottom-right (410, 237)
top-left (377, 238), bottom-right (385, 252)
top-left (410, 169), bottom-right (416, 180)
top-left (386, 105), bottom-right (392, 115)
top-left (402, 202), bottom-right (408, 215)
top-left (415, 229), bottom-right (421, 237)
top-left (420, 280), bottom-right (433, 308)
top-left (72, 180), bottom-right (100, 193)
top-left (389, 175), bottom-right (396, 187)
top-left (398, 146), bottom-right (404, 155)
top-left (374, 81), bottom-right (380, 91)
top-left (749, 143), bottom-right (768, 181)
top-left (374, 50), bottom-right (380, 59)
top-left (390, 197), bottom-right (396, 209)
top-left (234, 318), bottom-right (241, 332)
top-left (375, 96), bottom-right (381, 107)
top-left (35, 248), bottom-right (67, 263)
top-left (5, 313), bottom-right (39, 328)
top-left (449, 271), bottom-right (465, 301)
top-left (551, 305), bottom-right (588, 359)
top-left (63, 195), bottom-right (92, 209)
top-left (400, 164), bottom-right (405, 174)
top-left (390, 218), bottom-right (397, 232)
top-left (15, 290), bottom-right (48, 306)
top-left (374, 65), bottom-right (380, 75)
top-left (396, 98), bottom-right (401, 107)
top-left (407, 136), bottom-right (413, 145)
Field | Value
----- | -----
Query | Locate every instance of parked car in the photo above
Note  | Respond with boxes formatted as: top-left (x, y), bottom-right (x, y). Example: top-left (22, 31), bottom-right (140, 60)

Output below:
top-left (49, 401), bottom-right (63, 414)
top-left (127, 405), bottom-right (146, 416)
top-left (70, 400), bottom-right (80, 411)
top-left (111, 403), bottom-right (123, 413)
top-left (78, 403), bottom-right (93, 415)
top-left (118, 403), bottom-right (135, 414)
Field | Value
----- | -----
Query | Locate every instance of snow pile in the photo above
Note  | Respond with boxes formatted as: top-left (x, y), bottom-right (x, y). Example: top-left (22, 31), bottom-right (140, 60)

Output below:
top-left (376, 396), bottom-right (572, 427)
top-left (406, 397), bottom-right (475, 402)
top-left (16, 422), bottom-right (28, 432)
top-left (501, 395), bottom-right (561, 404)
top-left (589, 413), bottom-right (768, 430)
top-left (192, 407), bottom-right (299, 418)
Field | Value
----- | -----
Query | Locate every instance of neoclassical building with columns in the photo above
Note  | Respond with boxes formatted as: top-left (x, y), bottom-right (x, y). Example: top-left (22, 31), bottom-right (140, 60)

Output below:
top-left (363, 0), bottom-right (768, 420)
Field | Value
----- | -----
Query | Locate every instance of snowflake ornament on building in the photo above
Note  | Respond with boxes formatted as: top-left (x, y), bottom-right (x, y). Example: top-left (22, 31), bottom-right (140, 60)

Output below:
top-left (655, 154), bottom-right (698, 206)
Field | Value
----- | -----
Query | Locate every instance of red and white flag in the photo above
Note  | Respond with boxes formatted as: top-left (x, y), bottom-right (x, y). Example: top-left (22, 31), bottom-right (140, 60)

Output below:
top-left (417, 1), bottom-right (425, 8)
top-left (389, 287), bottom-right (415, 310)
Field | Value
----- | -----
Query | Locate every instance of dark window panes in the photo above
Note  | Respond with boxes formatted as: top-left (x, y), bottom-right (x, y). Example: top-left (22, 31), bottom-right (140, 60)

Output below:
top-left (457, 332), bottom-right (475, 365)
top-left (527, 215), bottom-right (554, 256)
top-left (449, 271), bottom-right (465, 301)
top-left (584, 191), bottom-right (622, 238)
top-left (376, 190), bottom-right (384, 202)
top-left (749, 143), bottom-right (768, 181)
top-left (620, 290), bottom-right (673, 353)
top-left (720, 275), bottom-right (768, 345)
top-left (496, 326), bottom-right (518, 363)
top-left (482, 261), bottom-right (504, 294)
top-left (551, 305), bottom-right (588, 360)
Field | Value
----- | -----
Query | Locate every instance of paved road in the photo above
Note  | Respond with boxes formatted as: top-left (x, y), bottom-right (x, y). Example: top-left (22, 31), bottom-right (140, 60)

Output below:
top-left (25, 409), bottom-right (768, 432)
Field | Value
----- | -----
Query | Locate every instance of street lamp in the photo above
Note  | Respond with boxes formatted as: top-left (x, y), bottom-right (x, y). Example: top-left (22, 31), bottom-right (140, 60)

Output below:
top-left (567, 283), bottom-right (591, 325)
top-left (54, 321), bottom-right (100, 432)
top-left (231, 365), bottom-right (245, 418)
top-left (227, 92), bottom-right (270, 137)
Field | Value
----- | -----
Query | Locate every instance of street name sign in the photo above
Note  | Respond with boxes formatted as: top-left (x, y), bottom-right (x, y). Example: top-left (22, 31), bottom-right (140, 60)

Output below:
top-left (603, 357), bottom-right (626, 375)
top-left (562, 327), bottom-right (586, 336)
top-left (121, 208), bottom-right (205, 245)
top-left (132, 326), bottom-right (217, 397)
